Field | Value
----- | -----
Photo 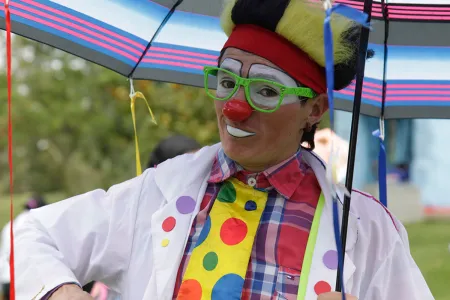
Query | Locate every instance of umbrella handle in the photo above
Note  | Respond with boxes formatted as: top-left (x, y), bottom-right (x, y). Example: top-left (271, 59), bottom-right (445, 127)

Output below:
top-left (335, 0), bottom-right (374, 294)
top-left (322, 0), bottom-right (373, 296)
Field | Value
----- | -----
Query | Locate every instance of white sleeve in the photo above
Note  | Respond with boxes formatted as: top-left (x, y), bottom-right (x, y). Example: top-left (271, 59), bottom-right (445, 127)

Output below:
top-left (15, 169), bottom-right (155, 300)
top-left (0, 222), bottom-right (11, 283)
top-left (362, 227), bottom-right (435, 300)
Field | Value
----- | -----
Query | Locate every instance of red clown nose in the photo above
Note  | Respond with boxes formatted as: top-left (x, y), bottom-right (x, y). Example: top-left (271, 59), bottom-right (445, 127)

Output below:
top-left (222, 100), bottom-right (253, 122)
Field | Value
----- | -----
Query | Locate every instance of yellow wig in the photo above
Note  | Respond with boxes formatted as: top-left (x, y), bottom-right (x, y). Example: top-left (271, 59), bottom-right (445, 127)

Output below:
top-left (220, 0), bottom-right (356, 67)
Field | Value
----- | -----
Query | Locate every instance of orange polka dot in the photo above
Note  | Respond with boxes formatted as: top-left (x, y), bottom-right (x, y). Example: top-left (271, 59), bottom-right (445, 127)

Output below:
top-left (314, 281), bottom-right (332, 295)
top-left (177, 279), bottom-right (202, 300)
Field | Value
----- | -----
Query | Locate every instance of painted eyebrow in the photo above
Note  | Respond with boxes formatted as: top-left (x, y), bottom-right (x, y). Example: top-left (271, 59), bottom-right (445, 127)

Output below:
top-left (219, 59), bottom-right (242, 73)
top-left (220, 66), bottom-right (238, 73)
top-left (250, 68), bottom-right (301, 87)
top-left (250, 72), bottom-right (301, 88)
top-left (249, 72), bottom-right (283, 82)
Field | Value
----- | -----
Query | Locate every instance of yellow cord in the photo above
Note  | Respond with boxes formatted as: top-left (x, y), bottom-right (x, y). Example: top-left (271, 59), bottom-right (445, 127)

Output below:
top-left (130, 90), bottom-right (157, 176)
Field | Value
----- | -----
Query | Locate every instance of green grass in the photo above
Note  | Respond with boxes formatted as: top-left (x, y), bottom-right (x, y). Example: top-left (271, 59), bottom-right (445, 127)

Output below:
top-left (405, 219), bottom-right (450, 300)
top-left (0, 193), bottom-right (449, 299)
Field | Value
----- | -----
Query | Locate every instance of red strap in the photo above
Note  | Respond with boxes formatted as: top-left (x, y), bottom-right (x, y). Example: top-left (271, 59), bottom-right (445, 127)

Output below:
top-left (5, 1), bottom-right (15, 299)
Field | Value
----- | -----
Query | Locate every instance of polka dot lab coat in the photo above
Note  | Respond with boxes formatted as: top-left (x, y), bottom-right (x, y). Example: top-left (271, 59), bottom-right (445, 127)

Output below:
top-left (15, 144), bottom-right (433, 300)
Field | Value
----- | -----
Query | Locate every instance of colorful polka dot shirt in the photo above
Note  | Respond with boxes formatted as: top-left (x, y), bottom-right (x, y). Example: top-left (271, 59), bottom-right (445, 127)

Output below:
top-left (173, 147), bottom-right (321, 300)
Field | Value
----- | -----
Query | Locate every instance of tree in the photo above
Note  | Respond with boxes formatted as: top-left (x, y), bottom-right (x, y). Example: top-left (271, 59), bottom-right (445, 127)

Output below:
top-left (0, 36), bottom-right (219, 196)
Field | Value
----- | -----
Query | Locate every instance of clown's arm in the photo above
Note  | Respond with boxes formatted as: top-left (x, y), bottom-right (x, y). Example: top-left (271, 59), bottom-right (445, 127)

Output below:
top-left (14, 169), bottom-right (156, 300)
top-left (361, 222), bottom-right (434, 300)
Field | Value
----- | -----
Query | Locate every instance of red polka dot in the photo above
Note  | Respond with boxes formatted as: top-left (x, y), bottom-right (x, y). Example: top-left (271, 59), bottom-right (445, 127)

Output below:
top-left (177, 279), bottom-right (202, 300)
top-left (314, 281), bottom-right (332, 295)
top-left (162, 217), bottom-right (176, 232)
top-left (220, 218), bottom-right (248, 245)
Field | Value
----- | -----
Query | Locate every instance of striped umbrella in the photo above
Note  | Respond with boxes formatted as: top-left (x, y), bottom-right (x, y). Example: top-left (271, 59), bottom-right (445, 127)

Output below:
top-left (1, 0), bottom-right (449, 118)
top-left (0, 0), bottom-right (449, 298)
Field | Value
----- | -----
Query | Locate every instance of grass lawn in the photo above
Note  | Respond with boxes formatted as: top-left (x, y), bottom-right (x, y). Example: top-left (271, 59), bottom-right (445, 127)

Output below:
top-left (405, 219), bottom-right (450, 300)
top-left (0, 193), bottom-right (449, 299)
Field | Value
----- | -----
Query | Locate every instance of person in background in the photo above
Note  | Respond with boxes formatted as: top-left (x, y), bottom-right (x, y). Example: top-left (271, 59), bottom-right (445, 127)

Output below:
top-left (311, 128), bottom-right (349, 184)
top-left (0, 195), bottom-right (47, 300)
top-left (147, 134), bottom-right (201, 169)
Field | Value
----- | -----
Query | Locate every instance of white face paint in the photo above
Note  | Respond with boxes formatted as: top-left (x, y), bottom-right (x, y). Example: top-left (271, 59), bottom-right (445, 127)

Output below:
top-left (216, 58), bottom-right (242, 99)
top-left (248, 64), bottom-right (300, 109)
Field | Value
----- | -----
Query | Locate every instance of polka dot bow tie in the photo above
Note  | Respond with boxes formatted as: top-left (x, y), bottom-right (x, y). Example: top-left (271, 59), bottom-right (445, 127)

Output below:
top-left (177, 177), bottom-right (269, 300)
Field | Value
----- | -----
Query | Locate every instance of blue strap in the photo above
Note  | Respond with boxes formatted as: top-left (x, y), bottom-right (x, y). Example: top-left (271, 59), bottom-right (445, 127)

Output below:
top-left (324, 10), bottom-right (335, 127)
top-left (324, 5), bottom-right (371, 300)
top-left (372, 129), bottom-right (388, 207)
top-left (324, 4), bottom-right (371, 130)
top-left (332, 198), bottom-right (346, 299)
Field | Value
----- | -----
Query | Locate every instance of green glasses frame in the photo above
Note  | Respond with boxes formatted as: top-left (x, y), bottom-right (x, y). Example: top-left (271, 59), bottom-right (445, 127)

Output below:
top-left (203, 66), bottom-right (317, 113)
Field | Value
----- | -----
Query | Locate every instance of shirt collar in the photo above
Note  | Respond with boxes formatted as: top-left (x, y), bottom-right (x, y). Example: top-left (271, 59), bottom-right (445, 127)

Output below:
top-left (208, 147), bottom-right (311, 200)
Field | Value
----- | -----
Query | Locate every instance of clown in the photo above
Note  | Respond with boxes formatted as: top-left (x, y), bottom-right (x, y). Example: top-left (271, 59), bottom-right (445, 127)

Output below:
top-left (15, 0), bottom-right (433, 299)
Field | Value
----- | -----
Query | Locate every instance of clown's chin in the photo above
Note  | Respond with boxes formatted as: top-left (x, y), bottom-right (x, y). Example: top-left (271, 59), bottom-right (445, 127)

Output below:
top-left (226, 125), bottom-right (255, 138)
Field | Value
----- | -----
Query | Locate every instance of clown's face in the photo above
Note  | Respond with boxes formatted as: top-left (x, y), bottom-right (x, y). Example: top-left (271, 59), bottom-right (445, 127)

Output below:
top-left (215, 48), bottom-right (327, 171)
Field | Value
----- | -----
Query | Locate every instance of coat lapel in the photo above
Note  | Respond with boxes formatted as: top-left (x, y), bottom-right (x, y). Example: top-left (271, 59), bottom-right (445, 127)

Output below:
top-left (303, 151), bottom-right (358, 299)
top-left (149, 144), bottom-right (221, 300)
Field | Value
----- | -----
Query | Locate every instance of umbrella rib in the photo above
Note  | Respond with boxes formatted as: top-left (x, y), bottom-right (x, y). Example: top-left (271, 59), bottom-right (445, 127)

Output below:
top-left (127, 0), bottom-right (184, 78)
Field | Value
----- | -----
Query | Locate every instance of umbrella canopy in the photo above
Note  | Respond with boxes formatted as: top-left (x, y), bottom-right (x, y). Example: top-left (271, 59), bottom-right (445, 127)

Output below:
top-left (0, 0), bottom-right (225, 85)
top-left (1, 0), bottom-right (449, 118)
top-left (338, 0), bottom-right (450, 119)
top-left (0, 1), bottom-right (441, 297)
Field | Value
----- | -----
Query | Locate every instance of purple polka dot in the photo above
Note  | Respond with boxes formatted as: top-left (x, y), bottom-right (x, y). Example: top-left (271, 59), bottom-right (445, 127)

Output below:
top-left (176, 196), bottom-right (196, 214)
top-left (323, 250), bottom-right (338, 270)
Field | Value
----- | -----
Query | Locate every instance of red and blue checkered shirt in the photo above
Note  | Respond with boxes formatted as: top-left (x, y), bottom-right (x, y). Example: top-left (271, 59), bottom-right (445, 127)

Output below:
top-left (173, 148), bottom-right (321, 300)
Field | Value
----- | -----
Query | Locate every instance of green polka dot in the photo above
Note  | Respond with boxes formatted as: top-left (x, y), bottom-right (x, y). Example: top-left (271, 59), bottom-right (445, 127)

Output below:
top-left (203, 252), bottom-right (218, 271)
top-left (217, 181), bottom-right (236, 203)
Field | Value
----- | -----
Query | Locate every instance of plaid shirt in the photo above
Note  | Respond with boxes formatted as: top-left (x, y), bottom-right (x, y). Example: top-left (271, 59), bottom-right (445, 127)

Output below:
top-left (173, 148), bottom-right (321, 300)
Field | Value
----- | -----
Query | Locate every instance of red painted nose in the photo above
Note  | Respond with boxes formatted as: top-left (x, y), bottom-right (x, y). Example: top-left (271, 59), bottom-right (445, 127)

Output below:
top-left (222, 100), bottom-right (253, 122)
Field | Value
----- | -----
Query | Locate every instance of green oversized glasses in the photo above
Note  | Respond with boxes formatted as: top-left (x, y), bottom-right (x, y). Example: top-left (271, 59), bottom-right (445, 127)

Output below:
top-left (203, 66), bottom-right (317, 113)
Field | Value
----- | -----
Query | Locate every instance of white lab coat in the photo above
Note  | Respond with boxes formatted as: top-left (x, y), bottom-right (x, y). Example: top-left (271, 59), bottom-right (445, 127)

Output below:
top-left (15, 144), bottom-right (433, 300)
top-left (0, 211), bottom-right (30, 284)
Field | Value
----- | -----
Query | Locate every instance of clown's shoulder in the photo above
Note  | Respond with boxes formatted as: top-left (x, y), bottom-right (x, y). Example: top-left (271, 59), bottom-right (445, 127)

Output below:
top-left (351, 189), bottom-right (404, 233)
top-left (304, 149), bottom-right (409, 245)
top-left (334, 184), bottom-right (433, 299)
top-left (344, 185), bottom-right (411, 247)
top-left (351, 188), bottom-right (401, 230)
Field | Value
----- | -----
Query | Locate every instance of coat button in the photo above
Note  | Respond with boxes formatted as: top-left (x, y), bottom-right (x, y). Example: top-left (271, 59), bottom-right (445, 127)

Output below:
top-left (247, 177), bottom-right (256, 187)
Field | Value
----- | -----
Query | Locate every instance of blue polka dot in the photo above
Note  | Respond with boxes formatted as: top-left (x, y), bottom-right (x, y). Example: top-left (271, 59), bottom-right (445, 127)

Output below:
top-left (245, 200), bottom-right (257, 211)
top-left (212, 274), bottom-right (244, 300)
top-left (195, 215), bottom-right (211, 248)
